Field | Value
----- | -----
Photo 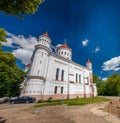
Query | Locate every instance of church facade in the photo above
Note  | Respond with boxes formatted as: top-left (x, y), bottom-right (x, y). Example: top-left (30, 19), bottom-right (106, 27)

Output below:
top-left (21, 32), bottom-right (97, 100)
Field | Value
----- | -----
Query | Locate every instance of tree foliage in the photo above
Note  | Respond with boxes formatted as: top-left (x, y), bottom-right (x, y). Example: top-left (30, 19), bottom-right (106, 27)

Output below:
top-left (0, 0), bottom-right (44, 18)
top-left (0, 51), bottom-right (25, 97)
top-left (93, 73), bottom-right (120, 96)
top-left (0, 0), bottom-right (45, 97)
top-left (0, 28), bottom-right (6, 42)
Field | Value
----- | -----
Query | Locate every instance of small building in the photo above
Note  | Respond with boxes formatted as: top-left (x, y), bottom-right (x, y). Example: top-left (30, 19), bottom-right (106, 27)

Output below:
top-left (21, 32), bottom-right (97, 100)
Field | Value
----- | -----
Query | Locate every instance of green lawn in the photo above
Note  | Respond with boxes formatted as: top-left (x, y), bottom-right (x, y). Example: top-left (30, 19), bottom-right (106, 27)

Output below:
top-left (34, 96), bottom-right (110, 107)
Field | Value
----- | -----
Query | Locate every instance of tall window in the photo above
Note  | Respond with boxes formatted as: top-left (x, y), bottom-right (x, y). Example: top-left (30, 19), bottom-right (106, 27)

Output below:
top-left (37, 70), bottom-right (40, 75)
top-left (61, 87), bottom-right (64, 94)
top-left (61, 70), bottom-right (64, 81)
top-left (56, 68), bottom-right (59, 80)
top-left (87, 77), bottom-right (89, 84)
top-left (41, 52), bottom-right (43, 57)
top-left (54, 86), bottom-right (57, 94)
top-left (79, 74), bottom-right (81, 83)
top-left (76, 74), bottom-right (78, 83)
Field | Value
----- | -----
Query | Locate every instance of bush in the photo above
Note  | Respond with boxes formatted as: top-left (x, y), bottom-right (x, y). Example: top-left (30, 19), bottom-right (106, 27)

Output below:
top-left (47, 97), bottom-right (52, 102)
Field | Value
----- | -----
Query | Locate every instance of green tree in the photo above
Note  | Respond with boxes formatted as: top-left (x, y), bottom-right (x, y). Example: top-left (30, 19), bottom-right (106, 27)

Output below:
top-left (0, 28), bottom-right (7, 49)
top-left (94, 72), bottom-right (120, 96)
top-left (93, 74), bottom-right (107, 95)
top-left (0, 0), bottom-right (44, 97)
top-left (0, 51), bottom-right (25, 97)
top-left (105, 72), bottom-right (120, 96)
top-left (0, 0), bottom-right (44, 18)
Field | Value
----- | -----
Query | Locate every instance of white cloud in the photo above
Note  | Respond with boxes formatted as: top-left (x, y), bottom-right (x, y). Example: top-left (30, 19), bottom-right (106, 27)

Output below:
top-left (102, 56), bottom-right (120, 71)
top-left (92, 46), bottom-right (100, 53)
top-left (82, 39), bottom-right (89, 47)
top-left (102, 77), bottom-right (107, 81)
top-left (2, 32), bottom-right (38, 64)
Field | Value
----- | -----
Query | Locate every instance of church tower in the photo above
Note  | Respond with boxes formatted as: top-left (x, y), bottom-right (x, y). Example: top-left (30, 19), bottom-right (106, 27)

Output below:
top-left (22, 32), bottom-right (52, 99)
top-left (86, 59), bottom-right (92, 70)
top-left (56, 42), bottom-right (72, 60)
top-left (29, 32), bottom-right (52, 76)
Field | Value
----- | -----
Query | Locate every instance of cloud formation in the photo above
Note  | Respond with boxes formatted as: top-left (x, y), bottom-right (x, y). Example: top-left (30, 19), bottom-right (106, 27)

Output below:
top-left (82, 39), bottom-right (89, 47)
top-left (2, 32), bottom-right (38, 64)
top-left (92, 46), bottom-right (100, 53)
top-left (102, 56), bottom-right (120, 71)
top-left (102, 77), bottom-right (107, 81)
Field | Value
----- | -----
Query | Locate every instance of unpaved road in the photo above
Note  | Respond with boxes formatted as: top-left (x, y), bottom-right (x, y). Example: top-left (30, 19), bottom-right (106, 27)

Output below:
top-left (0, 103), bottom-right (109, 123)
top-left (0, 97), bottom-right (120, 123)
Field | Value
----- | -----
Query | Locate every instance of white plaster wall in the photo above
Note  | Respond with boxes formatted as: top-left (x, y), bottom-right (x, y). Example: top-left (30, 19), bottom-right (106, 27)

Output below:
top-left (24, 79), bottom-right (44, 95)
top-left (93, 84), bottom-right (97, 97)
top-left (44, 81), bottom-right (68, 95)
top-left (69, 84), bottom-right (84, 94)
top-left (46, 56), bottom-right (69, 82)
top-left (29, 49), bottom-right (48, 77)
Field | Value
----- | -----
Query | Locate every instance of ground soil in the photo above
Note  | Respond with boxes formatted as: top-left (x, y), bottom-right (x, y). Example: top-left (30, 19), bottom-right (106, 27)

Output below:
top-left (0, 97), bottom-right (120, 123)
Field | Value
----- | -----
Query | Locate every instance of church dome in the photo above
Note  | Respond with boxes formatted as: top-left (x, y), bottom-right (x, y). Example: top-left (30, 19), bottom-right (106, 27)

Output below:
top-left (86, 59), bottom-right (92, 64)
top-left (56, 42), bottom-right (72, 60)
top-left (57, 42), bottom-right (70, 50)
top-left (38, 32), bottom-right (52, 49)
top-left (26, 63), bottom-right (30, 67)
top-left (41, 32), bottom-right (50, 38)
top-left (86, 59), bottom-right (92, 69)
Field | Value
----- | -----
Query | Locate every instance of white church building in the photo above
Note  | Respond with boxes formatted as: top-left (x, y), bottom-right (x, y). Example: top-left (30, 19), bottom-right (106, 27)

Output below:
top-left (21, 32), bottom-right (97, 100)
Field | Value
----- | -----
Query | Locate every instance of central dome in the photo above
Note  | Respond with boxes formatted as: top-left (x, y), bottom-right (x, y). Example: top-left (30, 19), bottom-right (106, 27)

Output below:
top-left (57, 42), bottom-right (70, 49)
top-left (56, 42), bottom-right (72, 60)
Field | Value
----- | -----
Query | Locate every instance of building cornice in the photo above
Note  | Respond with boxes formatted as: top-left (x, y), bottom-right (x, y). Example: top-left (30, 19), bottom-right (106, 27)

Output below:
top-left (51, 52), bottom-right (92, 71)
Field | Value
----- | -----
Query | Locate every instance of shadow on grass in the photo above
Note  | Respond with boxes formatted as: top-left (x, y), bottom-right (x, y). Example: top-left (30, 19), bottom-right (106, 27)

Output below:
top-left (0, 117), bottom-right (7, 123)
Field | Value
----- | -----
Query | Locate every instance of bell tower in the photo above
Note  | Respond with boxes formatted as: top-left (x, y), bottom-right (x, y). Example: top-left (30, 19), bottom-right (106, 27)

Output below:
top-left (22, 32), bottom-right (52, 100)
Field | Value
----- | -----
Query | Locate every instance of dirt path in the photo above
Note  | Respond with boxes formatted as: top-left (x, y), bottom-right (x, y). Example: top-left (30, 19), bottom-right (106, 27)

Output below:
top-left (0, 97), bottom-right (120, 123)
top-left (0, 104), bottom-right (111, 123)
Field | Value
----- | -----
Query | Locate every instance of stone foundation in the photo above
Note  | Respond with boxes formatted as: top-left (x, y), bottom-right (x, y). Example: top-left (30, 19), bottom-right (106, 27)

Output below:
top-left (24, 93), bottom-right (93, 101)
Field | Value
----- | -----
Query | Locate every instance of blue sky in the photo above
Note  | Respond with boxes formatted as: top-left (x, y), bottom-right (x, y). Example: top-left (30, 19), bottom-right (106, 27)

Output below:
top-left (1, 0), bottom-right (120, 79)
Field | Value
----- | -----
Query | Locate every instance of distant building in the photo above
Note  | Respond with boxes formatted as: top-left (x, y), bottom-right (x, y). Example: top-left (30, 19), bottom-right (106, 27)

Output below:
top-left (21, 32), bottom-right (97, 100)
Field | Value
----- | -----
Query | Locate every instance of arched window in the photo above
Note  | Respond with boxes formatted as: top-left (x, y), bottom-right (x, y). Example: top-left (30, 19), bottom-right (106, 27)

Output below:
top-left (79, 74), bottom-right (81, 83)
top-left (54, 86), bottom-right (57, 94)
top-left (56, 68), bottom-right (59, 80)
top-left (61, 70), bottom-right (64, 81)
top-left (37, 70), bottom-right (40, 75)
top-left (61, 87), bottom-right (64, 94)
top-left (76, 74), bottom-right (78, 83)
top-left (67, 53), bottom-right (69, 56)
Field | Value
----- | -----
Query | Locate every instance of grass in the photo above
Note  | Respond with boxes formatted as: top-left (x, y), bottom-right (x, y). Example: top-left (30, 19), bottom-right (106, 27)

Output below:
top-left (34, 96), bottom-right (111, 108)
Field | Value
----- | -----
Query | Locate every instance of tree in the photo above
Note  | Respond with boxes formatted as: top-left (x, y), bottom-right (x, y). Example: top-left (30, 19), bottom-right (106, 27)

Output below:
top-left (0, 0), bottom-right (44, 44)
top-left (105, 72), bottom-right (120, 96)
top-left (0, 51), bottom-right (25, 97)
top-left (93, 73), bottom-right (120, 96)
top-left (93, 74), bottom-right (107, 95)
top-left (0, 28), bottom-right (7, 42)
top-left (0, 0), bottom-right (44, 97)
top-left (0, 0), bottom-right (44, 18)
